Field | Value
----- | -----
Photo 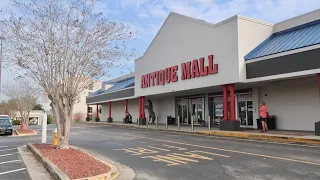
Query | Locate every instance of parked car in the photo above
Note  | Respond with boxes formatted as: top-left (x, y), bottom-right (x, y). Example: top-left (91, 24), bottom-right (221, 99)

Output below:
top-left (0, 115), bottom-right (11, 123)
top-left (0, 116), bottom-right (13, 135)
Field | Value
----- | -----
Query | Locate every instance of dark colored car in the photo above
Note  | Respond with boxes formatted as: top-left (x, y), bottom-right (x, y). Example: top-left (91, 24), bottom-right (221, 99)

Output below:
top-left (0, 117), bottom-right (13, 135)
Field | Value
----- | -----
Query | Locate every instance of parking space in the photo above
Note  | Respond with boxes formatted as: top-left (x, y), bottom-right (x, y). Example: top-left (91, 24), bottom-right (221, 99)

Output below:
top-left (115, 143), bottom-right (230, 167)
top-left (0, 146), bottom-right (30, 180)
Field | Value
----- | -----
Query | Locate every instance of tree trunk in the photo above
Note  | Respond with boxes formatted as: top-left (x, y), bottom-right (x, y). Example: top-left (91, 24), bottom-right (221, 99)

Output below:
top-left (19, 111), bottom-right (29, 130)
top-left (52, 95), bottom-right (73, 149)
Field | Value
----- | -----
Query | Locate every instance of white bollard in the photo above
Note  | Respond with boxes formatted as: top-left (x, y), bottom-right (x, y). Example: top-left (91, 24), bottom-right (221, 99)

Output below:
top-left (166, 117), bottom-right (168, 129)
top-left (208, 116), bottom-right (211, 131)
top-left (41, 111), bottom-right (47, 143)
top-left (156, 116), bottom-right (158, 128)
top-left (191, 115), bottom-right (194, 131)
top-left (147, 117), bottom-right (149, 128)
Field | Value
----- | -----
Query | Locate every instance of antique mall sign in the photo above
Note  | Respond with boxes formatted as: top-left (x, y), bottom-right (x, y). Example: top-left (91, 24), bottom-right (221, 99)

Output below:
top-left (141, 55), bottom-right (218, 88)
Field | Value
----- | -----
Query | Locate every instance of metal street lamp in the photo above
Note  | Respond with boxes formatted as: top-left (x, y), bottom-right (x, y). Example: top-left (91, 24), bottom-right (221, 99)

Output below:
top-left (0, 36), bottom-right (5, 103)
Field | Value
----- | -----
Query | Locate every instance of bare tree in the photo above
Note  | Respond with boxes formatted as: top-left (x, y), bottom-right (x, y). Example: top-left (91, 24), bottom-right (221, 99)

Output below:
top-left (0, 0), bottom-right (134, 148)
top-left (0, 100), bottom-right (17, 116)
top-left (2, 79), bottom-right (40, 130)
top-left (3, 99), bottom-right (18, 118)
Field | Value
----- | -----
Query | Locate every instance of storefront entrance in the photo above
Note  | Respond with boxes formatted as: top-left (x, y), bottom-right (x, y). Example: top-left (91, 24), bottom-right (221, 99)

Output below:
top-left (176, 97), bottom-right (204, 125)
top-left (211, 93), bottom-right (254, 128)
top-left (237, 100), bottom-right (253, 127)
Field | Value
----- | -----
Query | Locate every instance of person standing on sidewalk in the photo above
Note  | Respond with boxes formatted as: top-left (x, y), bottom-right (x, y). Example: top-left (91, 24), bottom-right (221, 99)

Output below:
top-left (259, 102), bottom-right (268, 132)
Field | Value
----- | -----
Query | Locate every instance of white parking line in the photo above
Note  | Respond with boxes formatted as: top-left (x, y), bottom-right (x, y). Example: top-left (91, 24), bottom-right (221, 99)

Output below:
top-left (0, 148), bottom-right (17, 152)
top-left (0, 168), bottom-right (26, 175)
top-left (0, 153), bottom-right (17, 157)
top-left (0, 145), bottom-right (19, 148)
top-left (0, 160), bottom-right (21, 165)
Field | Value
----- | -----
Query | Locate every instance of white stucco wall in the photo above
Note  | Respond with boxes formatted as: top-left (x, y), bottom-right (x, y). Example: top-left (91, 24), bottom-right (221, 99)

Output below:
top-left (157, 96), bottom-right (175, 124)
top-left (100, 103), bottom-right (108, 121)
top-left (273, 9), bottom-right (320, 33)
top-left (237, 17), bottom-right (274, 82)
top-left (127, 98), bottom-right (139, 123)
top-left (135, 13), bottom-right (240, 97)
top-left (100, 96), bottom-right (175, 124)
top-left (101, 100), bottom-right (125, 123)
top-left (101, 98), bottom-right (140, 123)
top-left (74, 80), bottom-right (102, 120)
top-left (259, 76), bottom-right (319, 131)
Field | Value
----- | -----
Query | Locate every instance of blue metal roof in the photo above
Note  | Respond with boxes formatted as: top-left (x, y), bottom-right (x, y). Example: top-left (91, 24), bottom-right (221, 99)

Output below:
top-left (89, 77), bottom-right (135, 97)
top-left (105, 77), bottom-right (134, 92)
top-left (245, 20), bottom-right (320, 60)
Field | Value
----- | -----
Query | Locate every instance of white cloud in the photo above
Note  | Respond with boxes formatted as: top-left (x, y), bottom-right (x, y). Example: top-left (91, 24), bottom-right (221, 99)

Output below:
top-left (1, 0), bottom-right (319, 82)
top-left (114, 0), bottom-right (320, 23)
top-left (138, 12), bottom-right (149, 18)
top-left (110, 0), bottom-right (320, 46)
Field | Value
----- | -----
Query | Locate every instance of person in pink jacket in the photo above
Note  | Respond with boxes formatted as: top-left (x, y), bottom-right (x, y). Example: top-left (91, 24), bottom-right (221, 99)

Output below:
top-left (259, 102), bottom-right (268, 132)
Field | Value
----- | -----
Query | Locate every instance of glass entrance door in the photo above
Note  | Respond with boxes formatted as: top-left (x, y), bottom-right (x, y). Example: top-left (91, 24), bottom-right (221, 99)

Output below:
top-left (238, 100), bottom-right (253, 127)
top-left (181, 104), bottom-right (188, 124)
top-left (176, 99), bottom-right (189, 124)
top-left (191, 102), bottom-right (203, 125)
top-left (176, 97), bottom-right (204, 125)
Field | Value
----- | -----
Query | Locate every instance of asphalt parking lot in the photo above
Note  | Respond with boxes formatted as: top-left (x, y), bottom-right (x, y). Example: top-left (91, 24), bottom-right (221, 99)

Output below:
top-left (69, 124), bottom-right (320, 180)
top-left (0, 145), bottom-right (31, 180)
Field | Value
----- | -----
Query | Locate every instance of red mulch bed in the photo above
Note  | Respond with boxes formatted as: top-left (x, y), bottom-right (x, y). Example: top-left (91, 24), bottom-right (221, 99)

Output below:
top-left (16, 129), bottom-right (35, 134)
top-left (33, 144), bottom-right (111, 179)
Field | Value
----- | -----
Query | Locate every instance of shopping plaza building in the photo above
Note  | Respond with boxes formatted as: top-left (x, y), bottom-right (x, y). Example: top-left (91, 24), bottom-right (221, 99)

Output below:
top-left (86, 9), bottom-right (320, 131)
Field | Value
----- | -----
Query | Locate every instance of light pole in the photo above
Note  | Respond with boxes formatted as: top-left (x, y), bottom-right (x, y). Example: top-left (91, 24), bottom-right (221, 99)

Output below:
top-left (0, 36), bottom-right (5, 103)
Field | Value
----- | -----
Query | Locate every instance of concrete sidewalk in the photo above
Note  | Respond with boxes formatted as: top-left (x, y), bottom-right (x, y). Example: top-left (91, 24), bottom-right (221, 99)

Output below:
top-left (82, 121), bottom-right (320, 145)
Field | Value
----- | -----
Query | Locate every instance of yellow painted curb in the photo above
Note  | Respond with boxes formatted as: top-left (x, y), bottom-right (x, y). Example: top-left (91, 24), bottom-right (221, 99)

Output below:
top-left (201, 131), bottom-right (320, 145)
top-left (82, 122), bottom-right (320, 146)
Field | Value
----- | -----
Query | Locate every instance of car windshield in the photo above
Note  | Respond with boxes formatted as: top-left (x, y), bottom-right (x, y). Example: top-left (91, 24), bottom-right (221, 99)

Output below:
top-left (0, 118), bottom-right (10, 125)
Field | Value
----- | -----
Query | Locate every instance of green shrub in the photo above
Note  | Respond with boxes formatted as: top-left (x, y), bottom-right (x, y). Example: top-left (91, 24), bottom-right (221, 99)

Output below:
top-left (12, 120), bottom-right (20, 125)
top-left (47, 115), bottom-right (53, 124)
top-left (95, 117), bottom-right (100, 122)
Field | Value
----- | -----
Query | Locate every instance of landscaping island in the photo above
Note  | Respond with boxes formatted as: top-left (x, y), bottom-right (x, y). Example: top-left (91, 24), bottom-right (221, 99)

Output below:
top-left (28, 144), bottom-right (118, 180)
top-left (14, 129), bottom-right (37, 136)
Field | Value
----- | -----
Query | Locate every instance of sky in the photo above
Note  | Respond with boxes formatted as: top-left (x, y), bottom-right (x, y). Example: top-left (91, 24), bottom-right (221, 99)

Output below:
top-left (0, 0), bottom-right (320, 101)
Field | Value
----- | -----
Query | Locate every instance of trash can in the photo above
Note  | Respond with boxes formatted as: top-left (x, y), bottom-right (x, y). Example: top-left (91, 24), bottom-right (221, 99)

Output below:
top-left (170, 117), bottom-right (176, 125)
top-left (256, 118), bottom-right (262, 130)
top-left (256, 116), bottom-right (276, 130)
top-left (166, 116), bottom-right (171, 125)
top-left (267, 115), bottom-right (276, 130)
top-left (315, 122), bottom-right (320, 136)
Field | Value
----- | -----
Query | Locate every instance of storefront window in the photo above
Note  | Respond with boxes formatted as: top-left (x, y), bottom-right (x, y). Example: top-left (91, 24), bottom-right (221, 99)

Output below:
top-left (176, 99), bottom-right (189, 124)
top-left (237, 94), bottom-right (253, 127)
top-left (212, 96), bottom-right (230, 126)
top-left (176, 97), bottom-right (204, 125)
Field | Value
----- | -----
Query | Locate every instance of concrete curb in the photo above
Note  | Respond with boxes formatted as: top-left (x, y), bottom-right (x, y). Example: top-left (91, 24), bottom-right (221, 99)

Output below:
top-left (18, 146), bottom-right (53, 180)
top-left (27, 143), bottom-right (120, 180)
top-left (15, 129), bottom-right (38, 136)
top-left (14, 129), bottom-right (19, 136)
top-left (82, 122), bottom-right (320, 145)
top-left (69, 146), bottom-right (135, 180)
top-left (70, 146), bottom-right (120, 180)
top-left (27, 143), bottom-right (70, 180)
top-left (201, 131), bottom-right (320, 145)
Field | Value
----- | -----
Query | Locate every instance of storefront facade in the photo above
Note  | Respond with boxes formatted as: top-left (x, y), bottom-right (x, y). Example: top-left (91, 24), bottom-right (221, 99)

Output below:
top-left (87, 9), bottom-right (320, 131)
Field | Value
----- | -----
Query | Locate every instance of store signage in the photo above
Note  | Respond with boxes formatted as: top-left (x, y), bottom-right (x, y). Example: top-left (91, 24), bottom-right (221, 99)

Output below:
top-left (141, 55), bottom-right (218, 88)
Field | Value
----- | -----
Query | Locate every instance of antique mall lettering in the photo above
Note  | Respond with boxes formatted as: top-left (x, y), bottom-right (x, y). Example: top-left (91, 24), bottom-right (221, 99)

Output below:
top-left (141, 55), bottom-right (218, 89)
